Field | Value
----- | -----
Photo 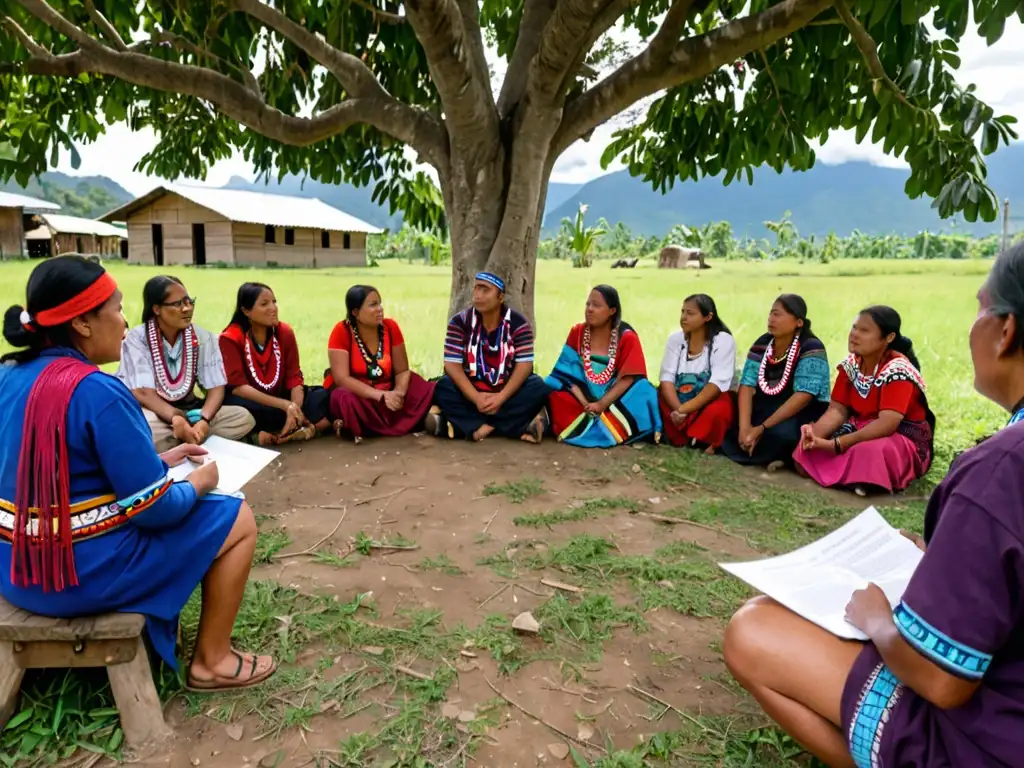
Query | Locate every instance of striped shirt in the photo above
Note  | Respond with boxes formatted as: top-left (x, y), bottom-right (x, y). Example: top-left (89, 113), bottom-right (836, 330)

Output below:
top-left (444, 306), bottom-right (534, 391)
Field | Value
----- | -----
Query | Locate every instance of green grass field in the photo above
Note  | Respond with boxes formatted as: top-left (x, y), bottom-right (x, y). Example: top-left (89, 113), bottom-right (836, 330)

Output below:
top-left (0, 257), bottom-right (1002, 472)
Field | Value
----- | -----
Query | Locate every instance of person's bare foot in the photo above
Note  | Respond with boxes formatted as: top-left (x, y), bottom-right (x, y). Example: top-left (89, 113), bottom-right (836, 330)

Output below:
top-left (473, 424), bottom-right (494, 442)
top-left (333, 418), bottom-right (345, 438)
top-left (257, 431), bottom-right (278, 446)
top-left (520, 411), bottom-right (546, 444)
top-left (704, 445), bottom-right (716, 455)
top-left (187, 649), bottom-right (277, 691)
top-left (766, 460), bottom-right (785, 473)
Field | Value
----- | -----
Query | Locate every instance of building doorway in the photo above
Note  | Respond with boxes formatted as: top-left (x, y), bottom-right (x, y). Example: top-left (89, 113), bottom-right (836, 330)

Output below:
top-left (192, 223), bottom-right (206, 266)
top-left (152, 224), bottom-right (164, 266)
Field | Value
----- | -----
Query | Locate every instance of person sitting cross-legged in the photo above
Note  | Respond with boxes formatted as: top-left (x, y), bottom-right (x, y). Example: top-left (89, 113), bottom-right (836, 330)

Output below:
top-left (428, 272), bottom-right (550, 442)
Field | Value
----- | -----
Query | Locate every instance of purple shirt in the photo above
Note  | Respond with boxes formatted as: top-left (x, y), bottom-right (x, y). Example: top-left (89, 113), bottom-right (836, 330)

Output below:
top-left (842, 422), bottom-right (1024, 767)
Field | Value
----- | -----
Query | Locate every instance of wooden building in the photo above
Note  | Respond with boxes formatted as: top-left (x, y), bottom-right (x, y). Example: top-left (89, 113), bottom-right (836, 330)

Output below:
top-left (101, 185), bottom-right (382, 268)
top-left (0, 191), bottom-right (61, 258)
top-left (24, 213), bottom-right (127, 258)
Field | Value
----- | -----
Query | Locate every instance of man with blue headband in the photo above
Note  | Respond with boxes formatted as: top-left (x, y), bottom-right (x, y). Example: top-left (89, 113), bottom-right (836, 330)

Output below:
top-left (426, 272), bottom-right (549, 442)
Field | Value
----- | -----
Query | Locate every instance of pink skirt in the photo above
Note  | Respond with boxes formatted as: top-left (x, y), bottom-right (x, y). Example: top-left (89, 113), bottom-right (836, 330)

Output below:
top-left (793, 419), bottom-right (927, 493)
top-left (329, 373), bottom-right (436, 438)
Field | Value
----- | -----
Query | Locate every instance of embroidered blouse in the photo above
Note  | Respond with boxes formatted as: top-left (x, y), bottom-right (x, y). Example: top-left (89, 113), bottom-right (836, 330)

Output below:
top-left (831, 351), bottom-right (927, 422)
top-left (738, 333), bottom-right (831, 402)
top-left (658, 330), bottom-right (736, 394)
top-left (220, 322), bottom-right (304, 397)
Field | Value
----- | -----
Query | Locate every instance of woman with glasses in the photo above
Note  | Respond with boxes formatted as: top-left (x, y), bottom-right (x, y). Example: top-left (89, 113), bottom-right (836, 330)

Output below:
top-left (117, 276), bottom-right (254, 451)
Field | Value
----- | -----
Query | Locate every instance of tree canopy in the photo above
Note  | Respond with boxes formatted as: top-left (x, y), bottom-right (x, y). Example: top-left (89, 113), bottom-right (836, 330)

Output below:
top-left (1, 0), bottom-right (1019, 310)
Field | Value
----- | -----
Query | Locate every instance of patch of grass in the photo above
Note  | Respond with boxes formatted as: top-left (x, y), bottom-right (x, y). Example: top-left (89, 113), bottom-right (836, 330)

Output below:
top-left (419, 554), bottom-right (464, 575)
top-left (513, 495), bottom-right (642, 528)
top-left (253, 527), bottom-right (291, 564)
top-left (483, 478), bottom-right (545, 504)
top-left (353, 530), bottom-right (418, 555)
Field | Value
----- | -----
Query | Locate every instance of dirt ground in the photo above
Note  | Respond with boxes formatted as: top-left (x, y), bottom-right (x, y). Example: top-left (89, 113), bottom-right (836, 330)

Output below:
top-left (139, 433), bottom-right (817, 768)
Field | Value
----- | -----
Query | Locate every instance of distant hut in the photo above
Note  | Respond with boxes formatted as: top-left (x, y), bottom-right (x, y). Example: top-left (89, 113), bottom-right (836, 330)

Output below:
top-left (0, 191), bottom-right (61, 258)
top-left (658, 245), bottom-right (708, 269)
top-left (24, 213), bottom-right (127, 258)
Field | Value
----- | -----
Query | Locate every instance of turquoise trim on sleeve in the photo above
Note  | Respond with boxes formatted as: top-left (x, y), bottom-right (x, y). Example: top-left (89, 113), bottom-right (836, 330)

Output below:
top-left (893, 602), bottom-right (992, 679)
top-left (739, 357), bottom-right (758, 388)
top-left (793, 355), bottom-right (831, 402)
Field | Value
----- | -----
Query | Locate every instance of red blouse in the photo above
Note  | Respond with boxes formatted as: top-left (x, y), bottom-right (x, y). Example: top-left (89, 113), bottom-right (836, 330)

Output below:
top-left (324, 318), bottom-right (405, 390)
top-left (831, 351), bottom-right (927, 422)
top-left (220, 322), bottom-right (304, 397)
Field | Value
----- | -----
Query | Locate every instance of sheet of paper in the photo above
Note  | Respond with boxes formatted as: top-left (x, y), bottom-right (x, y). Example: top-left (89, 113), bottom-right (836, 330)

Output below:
top-left (719, 507), bottom-right (924, 640)
top-left (166, 435), bottom-right (280, 494)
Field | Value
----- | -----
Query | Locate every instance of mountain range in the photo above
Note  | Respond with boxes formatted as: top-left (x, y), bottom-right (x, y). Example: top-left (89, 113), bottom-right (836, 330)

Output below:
top-left (5, 143), bottom-right (1020, 238)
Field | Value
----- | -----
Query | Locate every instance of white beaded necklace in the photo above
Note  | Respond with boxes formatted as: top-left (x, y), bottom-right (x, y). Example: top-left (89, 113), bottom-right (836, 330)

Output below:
top-left (147, 319), bottom-right (198, 402)
top-left (244, 331), bottom-right (282, 392)
top-left (757, 333), bottom-right (800, 396)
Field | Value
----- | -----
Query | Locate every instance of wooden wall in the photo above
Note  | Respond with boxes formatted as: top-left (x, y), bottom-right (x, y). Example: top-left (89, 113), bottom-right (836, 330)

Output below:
top-left (0, 207), bottom-right (24, 258)
top-left (121, 192), bottom-right (368, 267)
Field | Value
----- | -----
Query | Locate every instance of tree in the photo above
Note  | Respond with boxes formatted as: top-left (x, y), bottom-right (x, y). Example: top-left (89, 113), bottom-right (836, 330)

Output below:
top-left (0, 0), bottom-right (1018, 319)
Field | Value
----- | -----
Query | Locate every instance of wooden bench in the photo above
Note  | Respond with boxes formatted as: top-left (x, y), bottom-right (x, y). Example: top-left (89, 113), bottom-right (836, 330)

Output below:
top-left (0, 594), bottom-right (174, 752)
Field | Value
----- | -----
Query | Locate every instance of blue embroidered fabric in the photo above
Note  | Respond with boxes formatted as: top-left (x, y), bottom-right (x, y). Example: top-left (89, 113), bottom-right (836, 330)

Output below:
top-left (894, 602), bottom-right (992, 679)
top-left (848, 663), bottom-right (904, 768)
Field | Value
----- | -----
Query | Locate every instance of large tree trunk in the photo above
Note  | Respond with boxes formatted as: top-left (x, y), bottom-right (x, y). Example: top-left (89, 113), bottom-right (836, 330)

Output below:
top-left (444, 105), bottom-right (558, 328)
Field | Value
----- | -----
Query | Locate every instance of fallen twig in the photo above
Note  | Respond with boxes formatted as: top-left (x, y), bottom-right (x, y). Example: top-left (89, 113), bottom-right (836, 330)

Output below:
top-left (482, 509), bottom-right (499, 534)
top-left (509, 582), bottom-right (552, 597)
top-left (368, 543), bottom-right (420, 552)
top-left (485, 677), bottom-right (607, 754)
top-left (476, 583), bottom-right (509, 611)
top-left (630, 511), bottom-right (746, 541)
top-left (395, 664), bottom-right (433, 681)
top-left (274, 507), bottom-right (347, 560)
top-left (541, 578), bottom-right (582, 593)
top-left (357, 486), bottom-right (408, 507)
top-left (627, 684), bottom-right (708, 732)
top-left (383, 559), bottom-right (419, 573)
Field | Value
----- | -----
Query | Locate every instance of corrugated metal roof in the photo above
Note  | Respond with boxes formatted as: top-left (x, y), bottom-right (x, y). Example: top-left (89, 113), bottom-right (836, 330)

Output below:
top-left (39, 213), bottom-right (127, 238)
top-left (0, 191), bottom-right (61, 212)
top-left (100, 184), bottom-right (383, 234)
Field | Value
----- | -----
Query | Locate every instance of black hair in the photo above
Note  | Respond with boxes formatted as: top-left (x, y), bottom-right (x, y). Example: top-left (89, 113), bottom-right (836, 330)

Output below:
top-left (141, 275), bottom-right (185, 324)
top-left (2, 255), bottom-right (108, 364)
top-left (345, 285), bottom-right (380, 324)
top-left (591, 284), bottom-right (622, 327)
top-left (684, 293), bottom-right (731, 340)
top-left (229, 282), bottom-right (273, 332)
top-left (775, 293), bottom-right (816, 339)
top-left (982, 242), bottom-right (1024, 352)
top-left (859, 304), bottom-right (921, 370)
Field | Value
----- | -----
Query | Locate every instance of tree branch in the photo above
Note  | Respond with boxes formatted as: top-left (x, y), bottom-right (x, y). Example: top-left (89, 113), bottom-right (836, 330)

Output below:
top-left (141, 29), bottom-right (263, 99)
top-left (497, 0), bottom-right (557, 118)
top-left (553, 0), bottom-right (834, 156)
top-left (83, 0), bottom-right (127, 51)
top-left (528, 0), bottom-right (613, 105)
top-left (349, 0), bottom-right (407, 24)
top-left (833, 0), bottom-right (923, 114)
top-left (8, 0), bottom-right (448, 167)
top-left (404, 0), bottom-right (498, 146)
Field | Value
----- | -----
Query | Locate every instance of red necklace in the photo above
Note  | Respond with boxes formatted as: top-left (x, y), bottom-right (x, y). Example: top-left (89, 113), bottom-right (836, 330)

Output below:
top-left (757, 334), bottom-right (800, 396)
top-left (582, 325), bottom-right (618, 385)
top-left (245, 330), bottom-right (281, 392)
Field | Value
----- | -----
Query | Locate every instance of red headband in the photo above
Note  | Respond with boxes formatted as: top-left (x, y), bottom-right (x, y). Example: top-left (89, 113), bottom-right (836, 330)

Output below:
top-left (24, 272), bottom-right (118, 330)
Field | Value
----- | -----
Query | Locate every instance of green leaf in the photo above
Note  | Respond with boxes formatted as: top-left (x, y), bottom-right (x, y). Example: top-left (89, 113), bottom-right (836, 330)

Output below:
top-left (3, 709), bottom-right (33, 732)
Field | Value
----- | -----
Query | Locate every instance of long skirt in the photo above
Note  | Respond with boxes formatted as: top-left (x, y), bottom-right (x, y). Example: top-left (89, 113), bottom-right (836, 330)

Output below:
top-left (434, 374), bottom-right (550, 439)
top-left (792, 417), bottom-right (927, 492)
top-left (224, 386), bottom-right (331, 435)
top-left (0, 494), bottom-right (240, 669)
top-left (660, 390), bottom-right (735, 448)
top-left (548, 380), bottom-right (661, 448)
top-left (721, 394), bottom-right (829, 466)
top-left (329, 373), bottom-right (436, 438)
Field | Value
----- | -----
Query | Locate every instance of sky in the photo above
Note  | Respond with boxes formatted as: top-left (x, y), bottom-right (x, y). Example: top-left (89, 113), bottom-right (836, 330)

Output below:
top-left (55, 16), bottom-right (1024, 195)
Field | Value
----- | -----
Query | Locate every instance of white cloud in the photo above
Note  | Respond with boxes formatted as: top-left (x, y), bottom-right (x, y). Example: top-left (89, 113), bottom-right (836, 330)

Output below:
top-left (56, 17), bottom-right (1024, 193)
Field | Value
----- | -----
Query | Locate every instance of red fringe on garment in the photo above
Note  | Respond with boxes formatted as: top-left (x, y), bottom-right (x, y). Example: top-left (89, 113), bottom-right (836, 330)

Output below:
top-left (11, 356), bottom-right (96, 592)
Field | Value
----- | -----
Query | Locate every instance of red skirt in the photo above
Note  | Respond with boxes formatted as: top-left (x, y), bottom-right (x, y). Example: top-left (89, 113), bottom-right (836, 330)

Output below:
top-left (329, 373), bottom-right (436, 438)
top-left (659, 391), bottom-right (735, 448)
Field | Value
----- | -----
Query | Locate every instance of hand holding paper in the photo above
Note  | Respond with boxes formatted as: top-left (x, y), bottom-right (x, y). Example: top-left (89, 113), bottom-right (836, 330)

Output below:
top-left (166, 436), bottom-right (279, 495)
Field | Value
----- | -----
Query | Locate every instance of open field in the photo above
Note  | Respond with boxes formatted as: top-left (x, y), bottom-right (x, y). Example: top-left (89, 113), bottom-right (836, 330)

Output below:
top-left (0, 257), bottom-right (1005, 767)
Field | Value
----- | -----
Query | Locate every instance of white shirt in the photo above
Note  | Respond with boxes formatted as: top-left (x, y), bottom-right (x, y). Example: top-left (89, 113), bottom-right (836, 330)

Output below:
top-left (659, 330), bottom-right (737, 393)
top-left (117, 323), bottom-right (228, 394)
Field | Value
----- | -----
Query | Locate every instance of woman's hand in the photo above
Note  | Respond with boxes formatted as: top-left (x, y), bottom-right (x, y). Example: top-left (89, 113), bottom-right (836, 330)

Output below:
top-left (161, 443), bottom-right (209, 468)
top-left (193, 419), bottom-right (210, 444)
top-left (744, 424), bottom-right (765, 455)
top-left (845, 583), bottom-right (893, 638)
top-left (383, 390), bottom-right (405, 412)
top-left (186, 459), bottom-right (220, 496)
top-left (670, 406), bottom-right (689, 427)
top-left (570, 385), bottom-right (589, 408)
top-left (900, 529), bottom-right (927, 552)
top-left (584, 399), bottom-right (608, 415)
top-left (799, 423), bottom-right (816, 451)
top-left (172, 414), bottom-right (199, 444)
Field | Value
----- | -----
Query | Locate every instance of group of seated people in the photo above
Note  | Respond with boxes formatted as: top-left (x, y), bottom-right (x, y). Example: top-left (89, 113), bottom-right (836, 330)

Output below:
top-left (2, 248), bottom-right (1023, 768)
top-left (111, 269), bottom-right (935, 497)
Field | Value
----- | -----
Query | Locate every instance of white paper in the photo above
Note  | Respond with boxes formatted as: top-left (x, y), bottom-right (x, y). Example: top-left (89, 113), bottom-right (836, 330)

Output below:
top-left (166, 435), bottom-right (280, 494)
top-left (719, 507), bottom-right (924, 640)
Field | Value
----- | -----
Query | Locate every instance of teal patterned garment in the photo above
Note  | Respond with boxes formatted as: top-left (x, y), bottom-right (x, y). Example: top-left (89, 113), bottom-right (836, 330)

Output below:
top-left (740, 333), bottom-right (830, 401)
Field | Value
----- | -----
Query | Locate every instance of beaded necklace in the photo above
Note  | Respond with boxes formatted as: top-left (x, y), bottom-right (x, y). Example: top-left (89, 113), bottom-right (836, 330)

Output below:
top-left (146, 319), bottom-right (198, 402)
top-left (757, 333), bottom-right (800, 396)
top-left (350, 321), bottom-right (387, 381)
top-left (1009, 396), bottom-right (1024, 426)
top-left (244, 330), bottom-right (281, 392)
top-left (582, 325), bottom-right (618, 386)
top-left (468, 308), bottom-right (513, 387)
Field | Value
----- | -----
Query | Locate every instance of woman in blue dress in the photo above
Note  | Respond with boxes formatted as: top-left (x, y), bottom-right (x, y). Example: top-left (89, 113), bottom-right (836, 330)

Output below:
top-left (544, 285), bottom-right (661, 447)
top-left (0, 256), bottom-right (275, 691)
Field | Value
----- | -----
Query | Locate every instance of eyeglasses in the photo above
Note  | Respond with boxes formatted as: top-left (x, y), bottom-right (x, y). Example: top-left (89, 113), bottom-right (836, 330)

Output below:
top-left (162, 296), bottom-right (197, 309)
